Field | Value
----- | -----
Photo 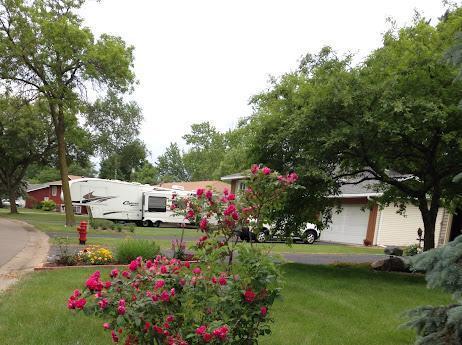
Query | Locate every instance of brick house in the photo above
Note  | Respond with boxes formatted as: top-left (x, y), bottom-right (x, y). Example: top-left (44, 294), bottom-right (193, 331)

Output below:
top-left (26, 175), bottom-right (88, 214)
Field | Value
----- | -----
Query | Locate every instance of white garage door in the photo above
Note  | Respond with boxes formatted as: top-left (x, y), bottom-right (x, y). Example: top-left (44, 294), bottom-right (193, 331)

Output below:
top-left (321, 204), bottom-right (370, 244)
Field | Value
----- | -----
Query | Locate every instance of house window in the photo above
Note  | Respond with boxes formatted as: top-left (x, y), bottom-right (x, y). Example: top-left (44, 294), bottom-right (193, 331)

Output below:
top-left (51, 186), bottom-right (57, 196)
top-left (44, 196), bottom-right (49, 201)
top-left (239, 182), bottom-right (246, 191)
top-left (74, 205), bottom-right (82, 214)
top-left (148, 196), bottom-right (167, 212)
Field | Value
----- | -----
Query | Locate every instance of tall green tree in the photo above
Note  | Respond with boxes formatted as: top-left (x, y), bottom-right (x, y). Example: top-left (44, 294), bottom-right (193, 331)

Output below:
top-left (0, 0), bottom-right (136, 225)
top-left (132, 161), bottom-right (159, 185)
top-left (250, 10), bottom-right (462, 250)
top-left (157, 143), bottom-right (190, 182)
top-left (85, 90), bottom-right (143, 158)
top-left (182, 122), bottom-right (226, 180)
top-left (0, 96), bottom-right (55, 213)
top-left (99, 140), bottom-right (147, 181)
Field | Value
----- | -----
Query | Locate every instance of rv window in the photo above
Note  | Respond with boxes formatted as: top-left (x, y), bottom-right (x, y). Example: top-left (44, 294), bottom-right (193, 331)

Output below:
top-left (148, 196), bottom-right (167, 212)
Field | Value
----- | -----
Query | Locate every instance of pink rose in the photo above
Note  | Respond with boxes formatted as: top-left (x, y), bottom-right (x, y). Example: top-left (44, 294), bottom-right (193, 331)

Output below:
top-left (154, 279), bottom-right (165, 289)
top-left (196, 188), bottom-right (205, 197)
top-left (103, 322), bottom-right (110, 329)
top-left (244, 288), bottom-right (256, 303)
top-left (261, 306), bottom-right (268, 316)
top-left (111, 330), bottom-right (119, 343)
top-left (262, 167), bottom-right (271, 175)
top-left (205, 190), bottom-right (213, 200)
top-left (195, 325), bottom-right (207, 335)
top-left (110, 269), bottom-right (118, 278)
top-left (122, 270), bottom-right (131, 279)
top-left (251, 164), bottom-right (259, 174)
top-left (223, 188), bottom-right (229, 196)
top-left (218, 276), bottom-right (227, 286)
top-left (192, 267), bottom-right (201, 275)
top-left (228, 193), bottom-right (236, 201)
top-left (199, 218), bottom-right (208, 230)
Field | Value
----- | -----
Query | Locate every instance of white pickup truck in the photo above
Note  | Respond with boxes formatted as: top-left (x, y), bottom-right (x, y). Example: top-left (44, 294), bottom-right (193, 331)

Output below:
top-left (238, 223), bottom-right (321, 244)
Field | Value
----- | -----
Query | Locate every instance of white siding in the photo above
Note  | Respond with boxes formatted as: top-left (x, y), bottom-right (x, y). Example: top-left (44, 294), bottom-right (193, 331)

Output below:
top-left (375, 205), bottom-right (443, 247)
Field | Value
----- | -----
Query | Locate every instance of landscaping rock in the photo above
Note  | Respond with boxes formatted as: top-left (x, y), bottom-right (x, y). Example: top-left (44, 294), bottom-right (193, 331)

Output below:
top-left (384, 246), bottom-right (404, 256)
top-left (371, 256), bottom-right (409, 272)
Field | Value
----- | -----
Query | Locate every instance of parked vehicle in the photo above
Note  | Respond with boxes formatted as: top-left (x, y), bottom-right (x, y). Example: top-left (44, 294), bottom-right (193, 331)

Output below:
top-left (238, 223), bottom-right (320, 244)
top-left (69, 178), bottom-right (193, 227)
top-left (1, 198), bottom-right (25, 208)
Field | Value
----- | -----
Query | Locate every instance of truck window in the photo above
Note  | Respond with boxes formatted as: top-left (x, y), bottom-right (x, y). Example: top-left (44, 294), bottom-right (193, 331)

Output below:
top-left (148, 196), bottom-right (167, 212)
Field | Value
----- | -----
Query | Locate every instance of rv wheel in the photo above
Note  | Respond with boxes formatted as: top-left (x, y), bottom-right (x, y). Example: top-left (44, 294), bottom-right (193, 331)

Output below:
top-left (154, 221), bottom-right (161, 228)
top-left (142, 220), bottom-right (152, 227)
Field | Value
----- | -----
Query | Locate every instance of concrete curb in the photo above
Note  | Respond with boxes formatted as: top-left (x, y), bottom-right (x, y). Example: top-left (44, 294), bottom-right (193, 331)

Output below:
top-left (0, 219), bottom-right (50, 292)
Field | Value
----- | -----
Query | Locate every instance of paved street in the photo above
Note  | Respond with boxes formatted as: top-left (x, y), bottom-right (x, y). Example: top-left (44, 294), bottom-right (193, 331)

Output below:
top-left (0, 218), bottom-right (29, 266)
top-left (0, 218), bottom-right (49, 291)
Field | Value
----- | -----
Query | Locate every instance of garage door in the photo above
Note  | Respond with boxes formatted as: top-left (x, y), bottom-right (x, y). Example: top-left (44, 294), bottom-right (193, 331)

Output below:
top-left (321, 204), bottom-right (370, 244)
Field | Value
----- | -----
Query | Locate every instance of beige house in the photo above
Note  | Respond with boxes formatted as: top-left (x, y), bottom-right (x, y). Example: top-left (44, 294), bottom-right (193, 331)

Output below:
top-left (221, 173), bottom-right (459, 248)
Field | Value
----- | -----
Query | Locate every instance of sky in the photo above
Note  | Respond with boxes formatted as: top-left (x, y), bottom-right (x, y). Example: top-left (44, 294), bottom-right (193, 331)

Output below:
top-left (80, 0), bottom-right (447, 162)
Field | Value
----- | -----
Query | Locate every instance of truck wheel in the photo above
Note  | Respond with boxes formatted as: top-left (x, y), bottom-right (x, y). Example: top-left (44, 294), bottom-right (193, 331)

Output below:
top-left (154, 221), bottom-right (161, 228)
top-left (256, 231), bottom-right (269, 243)
top-left (142, 220), bottom-right (152, 227)
top-left (303, 230), bottom-right (317, 244)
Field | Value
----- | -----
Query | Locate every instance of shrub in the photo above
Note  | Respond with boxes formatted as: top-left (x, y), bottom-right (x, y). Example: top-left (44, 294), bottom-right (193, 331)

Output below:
top-left (90, 219), bottom-right (114, 230)
top-left (405, 235), bottom-right (462, 344)
top-left (115, 239), bottom-right (161, 264)
top-left (403, 244), bottom-right (421, 257)
top-left (68, 164), bottom-right (295, 344)
top-left (54, 237), bottom-right (77, 266)
top-left (40, 199), bottom-right (56, 211)
top-left (77, 245), bottom-right (114, 265)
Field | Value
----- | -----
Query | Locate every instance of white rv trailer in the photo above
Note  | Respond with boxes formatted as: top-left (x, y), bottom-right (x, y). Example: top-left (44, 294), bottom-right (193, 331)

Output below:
top-left (68, 178), bottom-right (193, 227)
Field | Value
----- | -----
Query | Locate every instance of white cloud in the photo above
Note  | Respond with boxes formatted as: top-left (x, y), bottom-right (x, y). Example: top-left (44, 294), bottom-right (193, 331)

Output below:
top-left (80, 0), bottom-right (445, 161)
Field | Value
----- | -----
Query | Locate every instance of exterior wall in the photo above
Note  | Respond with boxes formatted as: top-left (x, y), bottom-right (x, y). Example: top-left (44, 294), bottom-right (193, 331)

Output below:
top-left (26, 186), bottom-right (87, 214)
top-left (26, 187), bottom-right (62, 209)
top-left (375, 204), bottom-right (444, 247)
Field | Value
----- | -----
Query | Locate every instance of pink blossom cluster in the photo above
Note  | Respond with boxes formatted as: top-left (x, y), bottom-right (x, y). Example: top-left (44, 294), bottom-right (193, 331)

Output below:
top-left (67, 289), bottom-right (86, 310)
top-left (277, 172), bottom-right (299, 184)
top-left (195, 324), bottom-right (229, 343)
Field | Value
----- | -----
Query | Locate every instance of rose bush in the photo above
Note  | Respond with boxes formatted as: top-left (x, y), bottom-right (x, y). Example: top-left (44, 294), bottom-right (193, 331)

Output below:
top-left (68, 165), bottom-right (297, 344)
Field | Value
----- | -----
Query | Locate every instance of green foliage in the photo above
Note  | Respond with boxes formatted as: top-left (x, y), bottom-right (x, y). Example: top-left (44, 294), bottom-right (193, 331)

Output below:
top-left (156, 142), bottom-right (190, 182)
top-left (40, 199), bottom-right (56, 211)
top-left (0, 0), bottom-right (136, 224)
top-left (99, 140), bottom-right (147, 181)
top-left (0, 96), bottom-right (55, 212)
top-left (89, 218), bottom-right (114, 230)
top-left (405, 235), bottom-right (462, 344)
top-left (248, 11), bottom-right (462, 250)
top-left (114, 239), bottom-right (161, 264)
top-left (132, 161), bottom-right (159, 185)
top-left (403, 244), bottom-right (422, 257)
top-left (182, 122), bottom-right (227, 180)
top-left (85, 90), bottom-right (143, 158)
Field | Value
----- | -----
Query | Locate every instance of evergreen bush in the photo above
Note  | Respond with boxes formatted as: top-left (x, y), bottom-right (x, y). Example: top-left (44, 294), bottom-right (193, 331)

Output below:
top-left (406, 235), bottom-right (462, 344)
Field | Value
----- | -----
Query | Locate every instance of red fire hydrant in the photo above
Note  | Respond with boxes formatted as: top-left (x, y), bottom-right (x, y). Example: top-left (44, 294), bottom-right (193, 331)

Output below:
top-left (77, 221), bottom-right (87, 245)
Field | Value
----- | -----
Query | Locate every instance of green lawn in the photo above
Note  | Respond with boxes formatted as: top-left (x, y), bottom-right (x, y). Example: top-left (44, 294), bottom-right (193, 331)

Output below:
top-left (0, 264), bottom-right (450, 345)
top-left (0, 208), bottom-right (384, 255)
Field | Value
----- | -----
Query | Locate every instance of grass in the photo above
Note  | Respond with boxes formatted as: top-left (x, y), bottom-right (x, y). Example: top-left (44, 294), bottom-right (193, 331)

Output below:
top-left (0, 208), bottom-right (384, 255)
top-left (0, 264), bottom-right (451, 345)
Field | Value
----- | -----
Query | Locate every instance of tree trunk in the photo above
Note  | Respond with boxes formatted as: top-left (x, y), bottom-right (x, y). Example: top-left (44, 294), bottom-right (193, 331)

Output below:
top-left (418, 197), bottom-right (439, 251)
top-left (53, 105), bottom-right (75, 226)
top-left (8, 190), bottom-right (17, 214)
